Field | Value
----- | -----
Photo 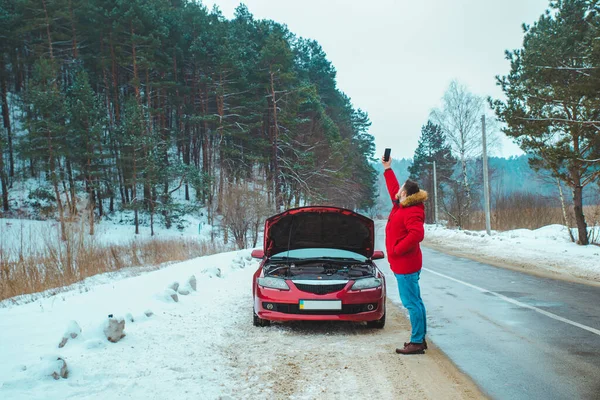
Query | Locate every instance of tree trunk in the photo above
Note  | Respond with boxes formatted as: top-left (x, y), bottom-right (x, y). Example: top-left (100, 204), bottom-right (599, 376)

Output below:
top-left (89, 186), bottom-right (95, 236)
top-left (217, 146), bottom-right (224, 214)
top-left (61, 177), bottom-right (72, 216)
top-left (0, 61), bottom-right (14, 178)
top-left (161, 87), bottom-right (171, 227)
top-left (460, 155), bottom-right (471, 218)
top-left (150, 195), bottom-right (155, 237)
top-left (41, 0), bottom-right (54, 59)
top-left (572, 184), bottom-right (588, 245)
top-left (47, 131), bottom-right (66, 241)
top-left (131, 24), bottom-right (141, 103)
top-left (110, 39), bottom-right (120, 123)
top-left (133, 152), bottom-right (139, 235)
top-left (97, 187), bottom-right (103, 216)
top-left (200, 87), bottom-right (210, 180)
top-left (66, 159), bottom-right (76, 214)
top-left (131, 23), bottom-right (141, 235)
top-left (68, 0), bottom-right (78, 59)
top-left (52, 177), bottom-right (66, 241)
top-left (0, 138), bottom-right (8, 211)
top-left (556, 178), bottom-right (575, 243)
top-left (270, 68), bottom-right (281, 212)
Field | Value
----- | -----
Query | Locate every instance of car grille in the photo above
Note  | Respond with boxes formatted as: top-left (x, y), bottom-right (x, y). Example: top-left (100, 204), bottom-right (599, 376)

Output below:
top-left (293, 283), bottom-right (348, 295)
top-left (263, 302), bottom-right (378, 315)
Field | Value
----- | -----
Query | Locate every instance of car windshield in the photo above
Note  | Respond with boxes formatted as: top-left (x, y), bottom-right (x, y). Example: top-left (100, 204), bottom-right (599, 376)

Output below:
top-left (270, 248), bottom-right (367, 262)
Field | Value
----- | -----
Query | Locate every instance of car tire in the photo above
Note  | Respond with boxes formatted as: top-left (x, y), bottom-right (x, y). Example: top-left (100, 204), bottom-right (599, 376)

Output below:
top-left (253, 309), bottom-right (271, 327)
top-left (366, 310), bottom-right (386, 329)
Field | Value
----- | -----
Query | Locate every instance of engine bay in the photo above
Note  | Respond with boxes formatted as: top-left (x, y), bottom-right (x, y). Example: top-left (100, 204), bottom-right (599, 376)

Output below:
top-left (264, 260), bottom-right (376, 281)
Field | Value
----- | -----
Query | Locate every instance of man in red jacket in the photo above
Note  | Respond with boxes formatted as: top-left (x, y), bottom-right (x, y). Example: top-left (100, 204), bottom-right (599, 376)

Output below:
top-left (382, 156), bottom-right (428, 355)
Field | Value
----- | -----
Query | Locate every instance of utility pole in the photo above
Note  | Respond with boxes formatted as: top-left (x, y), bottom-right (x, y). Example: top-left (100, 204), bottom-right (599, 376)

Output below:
top-left (481, 115), bottom-right (491, 235)
top-left (433, 160), bottom-right (439, 225)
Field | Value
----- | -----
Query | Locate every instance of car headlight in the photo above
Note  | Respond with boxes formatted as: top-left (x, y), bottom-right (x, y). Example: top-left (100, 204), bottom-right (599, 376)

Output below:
top-left (351, 277), bottom-right (382, 290)
top-left (257, 277), bottom-right (290, 290)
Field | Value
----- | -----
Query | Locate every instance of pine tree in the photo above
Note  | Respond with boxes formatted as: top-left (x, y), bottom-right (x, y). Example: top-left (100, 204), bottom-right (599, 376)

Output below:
top-left (22, 59), bottom-right (68, 239)
top-left (409, 121), bottom-right (456, 223)
top-left (65, 69), bottom-right (106, 234)
top-left (491, 0), bottom-right (600, 244)
top-left (2, 0), bottom-right (379, 234)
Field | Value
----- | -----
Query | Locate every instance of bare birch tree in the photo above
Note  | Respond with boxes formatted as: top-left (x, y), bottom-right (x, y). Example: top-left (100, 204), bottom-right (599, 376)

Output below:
top-left (430, 81), bottom-right (486, 228)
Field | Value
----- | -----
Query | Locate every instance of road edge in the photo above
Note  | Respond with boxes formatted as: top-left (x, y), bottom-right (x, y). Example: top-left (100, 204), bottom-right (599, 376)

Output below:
top-left (422, 240), bottom-right (600, 288)
top-left (385, 299), bottom-right (488, 399)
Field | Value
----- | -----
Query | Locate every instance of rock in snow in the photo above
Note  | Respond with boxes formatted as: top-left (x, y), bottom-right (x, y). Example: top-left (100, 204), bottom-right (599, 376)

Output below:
top-left (144, 309), bottom-right (154, 317)
top-left (66, 320), bottom-right (82, 339)
top-left (58, 320), bottom-right (81, 348)
top-left (51, 357), bottom-right (68, 380)
top-left (168, 281), bottom-right (180, 292)
top-left (177, 286), bottom-right (190, 296)
top-left (39, 356), bottom-right (68, 380)
top-left (164, 288), bottom-right (179, 302)
top-left (103, 316), bottom-right (126, 343)
top-left (125, 312), bottom-right (135, 323)
top-left (187, 275), bottom-right (197, 291)
top-left (202, 266), bottom-right (222, 278)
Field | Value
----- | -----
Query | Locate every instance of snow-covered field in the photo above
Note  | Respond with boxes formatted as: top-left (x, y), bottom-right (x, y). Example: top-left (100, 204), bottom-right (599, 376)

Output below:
top-left (0, 215), bottom-right (213, 256)
top-left (424, 224), bottom-right (600, 282)
top-left (1, 176), bottom-right (215, 255)
top-left (0, 250), bottom-right (258, 399)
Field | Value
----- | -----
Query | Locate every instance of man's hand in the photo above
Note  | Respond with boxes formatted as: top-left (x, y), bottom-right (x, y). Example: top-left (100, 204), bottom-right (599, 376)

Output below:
top-left (381, 155), bottom-right (392, 170)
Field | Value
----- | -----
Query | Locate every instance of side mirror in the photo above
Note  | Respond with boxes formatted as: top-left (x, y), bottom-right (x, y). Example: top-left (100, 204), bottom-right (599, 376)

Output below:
top-left (251, 249), bottom-right (265, 259)
top-left (372, 250), bottom-right (385, 260)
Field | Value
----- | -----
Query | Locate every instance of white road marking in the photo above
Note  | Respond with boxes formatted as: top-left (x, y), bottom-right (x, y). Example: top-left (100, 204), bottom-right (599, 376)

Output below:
top-left (423, 267), bottom-right (600, 337)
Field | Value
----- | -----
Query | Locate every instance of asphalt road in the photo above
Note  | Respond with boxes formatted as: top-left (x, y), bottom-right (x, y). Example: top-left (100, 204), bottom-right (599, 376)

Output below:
top-left (375, 226), bottom-right (600, 400)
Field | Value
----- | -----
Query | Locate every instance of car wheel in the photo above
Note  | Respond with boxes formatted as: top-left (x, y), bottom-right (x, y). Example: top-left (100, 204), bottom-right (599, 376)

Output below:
top-left (366, 310), bottom-right (386, 329)
top-left (253, 309), bottom-right (271, 327)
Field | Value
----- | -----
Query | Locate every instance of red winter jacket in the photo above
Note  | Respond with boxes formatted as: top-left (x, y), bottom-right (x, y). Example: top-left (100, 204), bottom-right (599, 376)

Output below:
top-left (384, 169), bottom-right (427, 275)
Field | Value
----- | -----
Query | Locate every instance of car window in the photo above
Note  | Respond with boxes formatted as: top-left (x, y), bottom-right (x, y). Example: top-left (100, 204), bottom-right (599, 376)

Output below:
top-left (270, 248), bottom-right (367, 261)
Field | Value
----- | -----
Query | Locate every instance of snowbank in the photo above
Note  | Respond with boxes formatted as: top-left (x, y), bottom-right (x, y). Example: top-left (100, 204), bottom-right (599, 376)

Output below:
top-left (423, 224), bottom-right (600, 282)
top-left (0, 249), bottom-right (258, 399)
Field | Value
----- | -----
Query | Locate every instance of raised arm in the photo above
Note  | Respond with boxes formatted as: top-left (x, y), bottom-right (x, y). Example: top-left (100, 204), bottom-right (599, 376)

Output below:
top-left (384, 169), bottom-right (400, 203)
top-left (382, 155), bottom-right (399, 203)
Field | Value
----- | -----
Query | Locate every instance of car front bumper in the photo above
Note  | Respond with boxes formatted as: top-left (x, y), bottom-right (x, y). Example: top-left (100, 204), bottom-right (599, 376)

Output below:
top-left (254, 283), bottom-right (385, 322)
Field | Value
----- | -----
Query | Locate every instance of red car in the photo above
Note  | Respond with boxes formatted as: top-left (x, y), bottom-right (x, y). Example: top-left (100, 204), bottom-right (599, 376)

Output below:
top-left (251, 206), bottom-right (387, 328)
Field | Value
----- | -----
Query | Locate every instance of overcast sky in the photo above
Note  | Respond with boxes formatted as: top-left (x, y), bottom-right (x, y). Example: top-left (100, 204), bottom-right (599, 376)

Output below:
top-left (209, 0), bottom-right (550, 159)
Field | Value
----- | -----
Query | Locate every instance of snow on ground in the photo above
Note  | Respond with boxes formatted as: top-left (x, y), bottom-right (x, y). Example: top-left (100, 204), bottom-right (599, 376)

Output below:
top-left (1, 176), bottom-right (214, 254)
top-left (0, 249), bottom-right (259, 399)
top-left (3, 217), bottom-right (597, 398)
top-left (0, 244), bottom-right (481, 400)
top-left (423, 224), bottom-right (600, 281)
top-left (0, 215), bottom-right (213, 256)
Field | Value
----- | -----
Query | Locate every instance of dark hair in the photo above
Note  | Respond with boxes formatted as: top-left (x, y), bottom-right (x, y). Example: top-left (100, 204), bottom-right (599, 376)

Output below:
top-left (403, 179), bottom-right (419, 196)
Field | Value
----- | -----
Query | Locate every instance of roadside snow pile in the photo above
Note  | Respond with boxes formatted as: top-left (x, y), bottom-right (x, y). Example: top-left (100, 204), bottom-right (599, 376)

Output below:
top-left (423, 224), bottom-right (600, 281)
top-left (0, 249), bottom-right (259, 400)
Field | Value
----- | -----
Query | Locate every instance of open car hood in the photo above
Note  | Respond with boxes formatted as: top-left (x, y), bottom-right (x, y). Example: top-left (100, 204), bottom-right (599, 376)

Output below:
top-left (263, 206), bottom-right (375, 258)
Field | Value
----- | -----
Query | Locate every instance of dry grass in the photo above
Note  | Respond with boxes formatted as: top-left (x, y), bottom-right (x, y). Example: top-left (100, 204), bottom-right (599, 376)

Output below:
top-left (466, 205), bottom-right (599, 232)
top-left (441, 191), bottom-right (600, 244)
top-left (0, 222), bottom-right (228, 302)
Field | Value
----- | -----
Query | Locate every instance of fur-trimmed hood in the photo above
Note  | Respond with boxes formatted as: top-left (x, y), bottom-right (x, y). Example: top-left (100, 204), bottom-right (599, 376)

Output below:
top-left (400, 190), bottom-right (428, 207)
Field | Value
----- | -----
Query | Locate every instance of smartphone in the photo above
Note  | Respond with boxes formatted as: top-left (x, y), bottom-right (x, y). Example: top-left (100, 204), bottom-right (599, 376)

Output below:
top-left (383, 148), bottom-right (391, 162)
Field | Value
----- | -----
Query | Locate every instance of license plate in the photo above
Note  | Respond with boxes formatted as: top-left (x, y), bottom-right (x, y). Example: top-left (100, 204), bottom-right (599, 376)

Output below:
top-left (299, 300), bottom-right (342, 310)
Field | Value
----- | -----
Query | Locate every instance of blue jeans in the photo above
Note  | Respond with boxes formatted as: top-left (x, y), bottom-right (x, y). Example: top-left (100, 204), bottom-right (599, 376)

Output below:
top-left (395, 272), bottom-right (427, 344)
